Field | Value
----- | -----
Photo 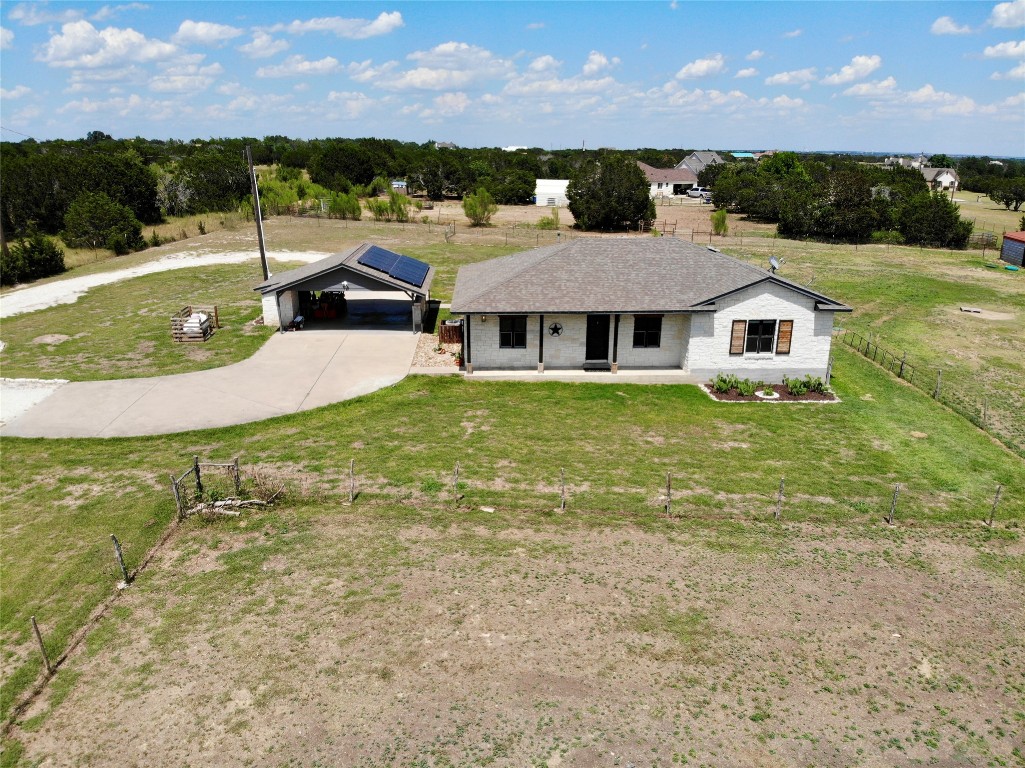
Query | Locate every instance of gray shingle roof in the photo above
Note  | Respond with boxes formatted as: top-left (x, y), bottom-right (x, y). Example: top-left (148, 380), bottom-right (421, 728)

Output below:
top-left (637, 161), bottom-right (698, 185)
top-left (449, 237), bottom-right (850, 314)
top-left (254, 243), bottom-right (434, 296)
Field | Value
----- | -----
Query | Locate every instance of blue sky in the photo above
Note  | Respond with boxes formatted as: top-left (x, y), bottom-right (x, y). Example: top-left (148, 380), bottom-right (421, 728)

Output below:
top-left (1, 1), bottom-right (1023, 155)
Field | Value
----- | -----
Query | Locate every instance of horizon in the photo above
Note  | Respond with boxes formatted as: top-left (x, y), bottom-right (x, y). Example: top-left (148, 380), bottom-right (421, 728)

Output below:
top-left (1, 1), bottom-right (1023, 156)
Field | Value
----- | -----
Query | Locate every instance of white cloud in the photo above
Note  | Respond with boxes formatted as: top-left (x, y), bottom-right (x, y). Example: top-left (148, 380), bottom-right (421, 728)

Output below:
top-left (526, 22), bottom-right (545, 30)
top-left (0, 85), bottom-right (31, 98)
top-left (983, 40), bottom-right (1025, 57)
top-left (39, 20), bottom-right (178, 68)
top-left (989, 0), bottom-right (1025, 28)
top-left (149, 62), bottom-right (222, 92)
top-left (428, 91), bottom-right (470, 116)
top-left (256, 55), bottom-right (340, 77)
top-left (843, 76), bottom-right (898, 97)
top-left (237, 31), bottom-right (288, 58)
top-left (991, 61), bottom-right (1025, 78)
top-left (0, 26), bottom-right (13, 49)
top-left (92, 4), bottom-right (148, 22)
top-left (8, 3), bottom-right (83, 25)
top-left (735, 67), bottom-right (758, 78)
top-left (172, 20), bottom-right (243, 46)
top-left (676, 53), bottom-right (726, 79)
top-left (582, 50), bottom-right (619, 75)
top-left (765, 67), bottom-right (817, 85)
top-left (529, 55), bottom-right (560, 72)
top-left (746, 49), bottom-right (764, 61)
top-left (58, 93), bottom-right (179, 120)
top-left (930, 16), bottom-right (971, 35)
top-left (783, 28), bottom-right (803, 38)
top-left (269, 11), bottom-right (404, 39)
top-left (820, 54), bottom-right (882, 85)
top-left (504, 74), bottom-right (617, 97)
top-left (771, 95), bottom-right (805, 108)
top-left (367, 42), bottom-right (515, 91)
top-left (326, 90), bottom-right (374, 118)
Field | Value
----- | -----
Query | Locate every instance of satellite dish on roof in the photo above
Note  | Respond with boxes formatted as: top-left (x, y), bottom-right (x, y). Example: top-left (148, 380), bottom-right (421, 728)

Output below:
top-left (769, 256), bottom-right (784, 273)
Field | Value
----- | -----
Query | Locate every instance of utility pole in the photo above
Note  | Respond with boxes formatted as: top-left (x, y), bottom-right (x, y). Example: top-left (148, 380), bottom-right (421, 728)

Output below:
top-left (245, 145), bottom-right (270, 281)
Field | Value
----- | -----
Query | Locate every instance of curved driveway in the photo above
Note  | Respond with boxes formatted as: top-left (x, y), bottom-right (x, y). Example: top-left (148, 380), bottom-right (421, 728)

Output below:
top-left (1, 330), bottom-right (418, 438)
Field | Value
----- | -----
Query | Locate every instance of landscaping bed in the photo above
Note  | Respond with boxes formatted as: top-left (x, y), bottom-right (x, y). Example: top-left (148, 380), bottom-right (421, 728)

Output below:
top-left (704, 372), bottom-right (838, 402)
top-left (702, 381), bottom-right (838, 402)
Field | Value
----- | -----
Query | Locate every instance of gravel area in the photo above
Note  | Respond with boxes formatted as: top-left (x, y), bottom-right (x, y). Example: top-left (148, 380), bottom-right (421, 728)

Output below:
top-left (412, 332), bottom-right (461, 368)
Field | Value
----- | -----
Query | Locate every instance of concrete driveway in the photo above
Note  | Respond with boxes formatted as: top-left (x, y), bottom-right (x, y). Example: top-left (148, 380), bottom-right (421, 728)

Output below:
top-left (0, 330), bottom-right (418, 438)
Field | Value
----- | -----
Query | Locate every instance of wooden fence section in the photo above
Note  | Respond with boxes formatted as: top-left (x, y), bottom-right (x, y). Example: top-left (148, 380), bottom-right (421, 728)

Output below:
top-left (171, 305), bottom-right (220, 343)
top-left (169, 455), bottom-right (241, 519)
top-left (439, 321), bottom-right (463, 344)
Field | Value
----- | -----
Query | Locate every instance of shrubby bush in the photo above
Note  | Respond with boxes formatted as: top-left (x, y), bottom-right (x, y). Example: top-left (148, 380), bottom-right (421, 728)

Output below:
top-left (62, 192), bottom-right (144, 254)
top-left (1, 225), bottom-right (66, 285)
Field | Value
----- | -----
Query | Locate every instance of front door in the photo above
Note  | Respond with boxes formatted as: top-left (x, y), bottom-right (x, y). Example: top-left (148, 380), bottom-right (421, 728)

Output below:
top-left (585, 314), bottom-right (610, 360)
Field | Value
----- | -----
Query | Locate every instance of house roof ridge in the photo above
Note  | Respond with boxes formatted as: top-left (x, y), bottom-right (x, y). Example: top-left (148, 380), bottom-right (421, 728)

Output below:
top-left (454, 241), bottom-right (573, 307)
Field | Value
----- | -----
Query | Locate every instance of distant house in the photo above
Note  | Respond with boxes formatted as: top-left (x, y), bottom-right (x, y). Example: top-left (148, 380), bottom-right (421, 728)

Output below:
top-left (434, 141), bottom-right (458, 150)
top-left (535, 179), bottom-right (570, 207)
top-left (450, 238), bottom-right (851, 379)
top-left (676, 151), bottom-right (725, 176)
top-left (885, 154), bottom-right (928, 170)
top-left (921, 167), bottom-right (959, 191)
top-left (636, 161), bottom-right (698, 198)
top-left (1000, 231), bottom-right (1025, 267)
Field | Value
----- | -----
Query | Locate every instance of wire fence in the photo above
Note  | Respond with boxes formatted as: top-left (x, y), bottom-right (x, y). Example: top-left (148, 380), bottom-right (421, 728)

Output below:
top-left (836, 329), bottom-right (1022, 457)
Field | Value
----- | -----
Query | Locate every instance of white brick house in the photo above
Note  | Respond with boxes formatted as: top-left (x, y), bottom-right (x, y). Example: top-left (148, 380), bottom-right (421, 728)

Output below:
top-left (450, 239), bottom-right (850, 381)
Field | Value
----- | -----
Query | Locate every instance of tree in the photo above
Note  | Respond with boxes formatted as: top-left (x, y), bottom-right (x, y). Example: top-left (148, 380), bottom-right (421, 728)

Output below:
top-left (463, 187), bottom-right (498, 226)
top-left (697, 162), bottom-right (728, 189)
top-left (1, 225), bottom-right (65, 285)
top-left (62, 192), bottom-right (144, 254)
top-left (991, 178), bottom-right (1025, 211)
top-left (567, 155), bottom-right (655, 231)
top-left (897, 191), bottom-right (973, 248)
top-left (928, 154), bottom-right (955, 168)
top-left (169, 148), bottom-right (249, 214)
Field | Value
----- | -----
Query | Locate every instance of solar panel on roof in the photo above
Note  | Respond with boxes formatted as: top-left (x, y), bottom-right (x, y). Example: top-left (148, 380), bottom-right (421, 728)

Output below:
top-left (389, 255), bottom-right (430, 288)
top-left (357, 245), bottom-right (401, 274)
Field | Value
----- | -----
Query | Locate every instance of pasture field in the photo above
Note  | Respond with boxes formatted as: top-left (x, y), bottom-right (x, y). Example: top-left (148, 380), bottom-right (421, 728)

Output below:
top-left (1, 207), bottom-right (1023, 765)
top-left (2, 350), bottom-right (1023, 765)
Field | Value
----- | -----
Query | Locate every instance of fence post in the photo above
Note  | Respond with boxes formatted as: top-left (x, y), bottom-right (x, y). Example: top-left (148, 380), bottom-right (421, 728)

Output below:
top-left (981, 399), bottom-right (988, 427)
top-left (193, 455), bottom-right (203, 497)
top-left (349, 459), bottom-right (356, 504)
top-left (111, 534), bottom-right (130, 585)
top-left (825, 356), bottom-right (834, 386)
top-left (933, 370), bottom-right (942, 400)
top-left (898, 351), bottom-right (907, 379)
top-left (560, 468), bottom-right (566, 511)
top-left (887, 483), bottom-right (900, 525)
top-left (233, 457), bottom-right (241, 495)
top-left (665, 471), bottom-right (672, 517)
top-left (775, 477), bottom-right (785, 520)
top-left (169, 473), bottom-right (183, 519)
top-left (31, 616), bottom-right (52, 675)
top-left (988, 484), bottom-right (1002, 527)
top-left (453, 461), bottom-right (460, 497)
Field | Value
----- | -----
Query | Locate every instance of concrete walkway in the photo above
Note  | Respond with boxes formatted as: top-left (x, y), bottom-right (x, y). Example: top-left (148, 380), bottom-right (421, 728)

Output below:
top-left (1, 330), bottom-right (418, 438)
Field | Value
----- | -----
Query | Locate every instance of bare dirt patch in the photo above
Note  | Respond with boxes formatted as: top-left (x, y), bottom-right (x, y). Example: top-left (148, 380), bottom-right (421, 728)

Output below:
top-left (30, 334), bottom-right (70, 346)
top-left (14, 512), bottom-right (1024, 767)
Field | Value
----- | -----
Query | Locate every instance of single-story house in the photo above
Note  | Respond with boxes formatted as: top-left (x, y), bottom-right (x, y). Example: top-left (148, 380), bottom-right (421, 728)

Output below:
top-left (450, 238), bottom-right (851, 381)
top-left (922, 167), bottom-right (959, 191)
top-left (637, 161), bottom-right (698, 198)
top-left (535, 179), bottom-right (570, 207)
top-left (1000, 231), bottom-right (1025, 267)
top-left (254, 243), bottom-right (434, 332)
top-left (676, 150), bottom-right (725, 176)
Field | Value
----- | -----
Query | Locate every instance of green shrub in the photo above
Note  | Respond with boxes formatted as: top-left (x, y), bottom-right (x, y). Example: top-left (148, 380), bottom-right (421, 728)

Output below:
top-left (784, 376), bottom-right (808, 396)
top-left (463, 187), bottom-right (498, 226)
top-left (711, 208), bottom-right (729, 237)
top-left (537, 207), bottom-right (560, 230)
top-left (61, 191), bottom-right (145, 252)
top-left (711, 373), bottom-right (736, 393)
top-left (736, 378), bottom-right (757, 397)
top-left (1, 225), bottom-right (66, 285)
top-left (870, 230), bottom-right (905, 244)
top-left (803, 375), bottom-right (826, 393)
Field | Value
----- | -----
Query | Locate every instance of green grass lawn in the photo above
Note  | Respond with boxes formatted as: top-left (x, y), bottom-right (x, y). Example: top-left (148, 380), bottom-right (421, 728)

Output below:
top-left (2, 346), bottom-right (1022, 723)
top-left (0, 264), bottom-right (278, 381)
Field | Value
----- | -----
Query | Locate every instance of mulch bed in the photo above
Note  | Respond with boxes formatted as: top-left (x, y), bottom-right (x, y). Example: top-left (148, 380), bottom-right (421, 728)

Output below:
top-left (702, 383), bottom-right (838, 403)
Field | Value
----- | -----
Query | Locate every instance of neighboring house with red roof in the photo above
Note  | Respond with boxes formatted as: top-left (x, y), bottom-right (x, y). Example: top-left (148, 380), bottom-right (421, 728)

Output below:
top-left (636, 161), bottom-right (698, 198)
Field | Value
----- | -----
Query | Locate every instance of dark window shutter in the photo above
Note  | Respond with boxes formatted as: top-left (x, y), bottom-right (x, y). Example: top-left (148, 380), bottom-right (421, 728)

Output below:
top-left (730, 320), bottom-right (746, 355)
top-left (776, 320), bottom-right (793, 355)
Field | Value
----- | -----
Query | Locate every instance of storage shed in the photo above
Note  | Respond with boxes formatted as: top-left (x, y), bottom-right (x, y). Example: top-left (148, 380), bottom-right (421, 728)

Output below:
top-left (535, 179), bottom-right (570, 207)
top-left (254, 243), bottom-right (434, 332)
top-left (1000, 231), bottom-right (1025, 267)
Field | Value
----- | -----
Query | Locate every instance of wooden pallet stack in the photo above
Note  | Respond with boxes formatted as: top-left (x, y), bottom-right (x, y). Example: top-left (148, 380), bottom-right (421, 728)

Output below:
top-left (171, 305), bottom-right (219, 343)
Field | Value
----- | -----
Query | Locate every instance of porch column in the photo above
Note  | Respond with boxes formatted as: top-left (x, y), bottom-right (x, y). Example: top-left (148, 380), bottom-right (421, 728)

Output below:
top-left (464, 315), bottom-right (472, 374)
top-left (611, 314), bottom-right (620, 373)
top-left (538, 314), bottom-right (545, 373)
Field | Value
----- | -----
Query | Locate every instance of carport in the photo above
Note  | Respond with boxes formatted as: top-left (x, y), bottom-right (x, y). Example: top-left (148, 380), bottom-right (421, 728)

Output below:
top-left (255, 243), bottom-right (434, 332)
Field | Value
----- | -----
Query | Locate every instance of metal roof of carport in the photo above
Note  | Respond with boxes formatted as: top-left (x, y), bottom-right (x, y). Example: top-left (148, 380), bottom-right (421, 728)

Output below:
top-left (254, 243), bottom-right (435, 297)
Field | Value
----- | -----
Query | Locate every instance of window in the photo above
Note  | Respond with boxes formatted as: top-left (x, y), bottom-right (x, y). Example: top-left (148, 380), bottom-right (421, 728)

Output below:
top-left (745, 320), bottom-right (777, 353)
top-left (499, 315), bottom-right (527, 349)
top-left (632, 315), bottom-right (662, 348)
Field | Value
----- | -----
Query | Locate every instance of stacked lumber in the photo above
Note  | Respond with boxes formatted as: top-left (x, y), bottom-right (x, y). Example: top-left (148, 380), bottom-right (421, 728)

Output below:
top-left (171, 306), bottom-right (215, 343)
